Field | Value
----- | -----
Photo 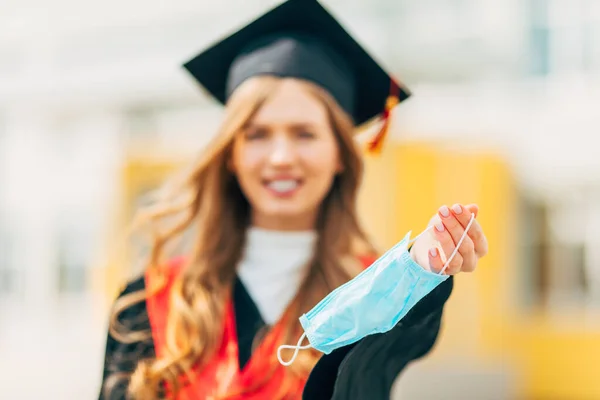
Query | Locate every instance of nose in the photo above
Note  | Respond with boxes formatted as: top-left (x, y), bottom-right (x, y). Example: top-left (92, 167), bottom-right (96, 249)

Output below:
top-left (268, 135), bottom-right (297, 166)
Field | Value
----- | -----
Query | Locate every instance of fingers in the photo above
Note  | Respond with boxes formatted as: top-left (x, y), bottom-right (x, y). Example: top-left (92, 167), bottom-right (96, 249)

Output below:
top-left (447, 203), bottom-right (488, 258)
top-left (465, 203), bottom-right (479, 218)
top-left (452, 203), bottom-right (488, 257)
top-left (428, 247), bottom-right (444, 274)
top-left (432, 216), bottom-right (464, 275)
top-left (436, 206), bottom-right (476, 272)
top-left (427, 203), bottom-right (487, 275)
top-left (438, 205), bottom-right (476, 255)
top-left (450, 203), bottom-right (474, 228)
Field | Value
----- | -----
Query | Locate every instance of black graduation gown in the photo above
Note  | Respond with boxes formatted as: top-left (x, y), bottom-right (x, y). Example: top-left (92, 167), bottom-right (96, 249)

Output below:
top-left (99, 275), bottom-right (453, 400)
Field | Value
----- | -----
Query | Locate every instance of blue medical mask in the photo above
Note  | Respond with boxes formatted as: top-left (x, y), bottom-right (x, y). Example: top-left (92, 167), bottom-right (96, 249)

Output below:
top-left (277, 214), bottom-right (475, 366)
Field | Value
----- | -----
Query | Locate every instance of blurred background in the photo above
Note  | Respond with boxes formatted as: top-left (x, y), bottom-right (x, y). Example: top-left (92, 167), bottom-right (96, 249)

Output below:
top-left (1, 0), bottom-right (599, 398)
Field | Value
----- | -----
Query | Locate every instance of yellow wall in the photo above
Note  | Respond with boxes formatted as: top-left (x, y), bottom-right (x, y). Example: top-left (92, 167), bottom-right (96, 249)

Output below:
top-left (516, 318), bottom-right (600, 400)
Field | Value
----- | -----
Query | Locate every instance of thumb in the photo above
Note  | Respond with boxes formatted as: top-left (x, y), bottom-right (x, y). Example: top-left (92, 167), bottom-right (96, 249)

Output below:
top-left (465, 204), bottom-right (479, 218)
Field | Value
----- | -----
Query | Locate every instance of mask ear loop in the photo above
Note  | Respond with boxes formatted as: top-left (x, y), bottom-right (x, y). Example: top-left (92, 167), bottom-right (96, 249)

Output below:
top-left (408, 213), bottom-right (476, 275)
top-left (277, 332), bottom-right (311, 366)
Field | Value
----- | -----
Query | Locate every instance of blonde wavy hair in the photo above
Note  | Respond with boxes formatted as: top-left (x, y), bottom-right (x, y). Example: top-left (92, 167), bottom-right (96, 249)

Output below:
top-left (104, 76), bottom-right (377, 399)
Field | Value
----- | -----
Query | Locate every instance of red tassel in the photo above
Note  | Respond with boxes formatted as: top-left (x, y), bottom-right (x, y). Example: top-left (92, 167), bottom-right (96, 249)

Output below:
top-left (366, 81), bottom-right (400, 154)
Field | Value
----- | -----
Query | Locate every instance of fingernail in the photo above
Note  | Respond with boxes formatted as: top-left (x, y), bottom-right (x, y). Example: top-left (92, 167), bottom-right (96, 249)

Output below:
top-left (452, 204), bottom-right (462, 214)
top-left (439, 205), bottom-right (450, 217)
top-left (435, 222), bottom-right (445, 232)
top-left (429, 248), bottom-right (438, 257)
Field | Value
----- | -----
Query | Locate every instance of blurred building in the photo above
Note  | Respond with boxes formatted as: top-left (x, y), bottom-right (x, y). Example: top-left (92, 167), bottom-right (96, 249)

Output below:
top-left (0, 0), bottom-right (599, 399)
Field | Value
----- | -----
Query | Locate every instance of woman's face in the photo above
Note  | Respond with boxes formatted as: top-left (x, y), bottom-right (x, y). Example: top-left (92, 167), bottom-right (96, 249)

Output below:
top-left (230, 79), bottom-right (343, 231)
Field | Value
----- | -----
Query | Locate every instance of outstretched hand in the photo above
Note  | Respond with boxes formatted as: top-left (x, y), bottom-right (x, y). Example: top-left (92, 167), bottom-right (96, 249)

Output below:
top-left (410, 204), bottom-right (488, 275)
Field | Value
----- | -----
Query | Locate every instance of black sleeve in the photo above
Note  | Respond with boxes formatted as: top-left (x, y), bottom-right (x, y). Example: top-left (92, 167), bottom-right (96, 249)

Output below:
top-left (303, 276), bottom-right (454, 400)
top-left (98, 277), bottom-right (156, 400)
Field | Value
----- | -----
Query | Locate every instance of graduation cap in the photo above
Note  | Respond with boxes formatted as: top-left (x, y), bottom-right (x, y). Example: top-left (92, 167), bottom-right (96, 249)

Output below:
top-left (183, 0), bottom-right (411, 153)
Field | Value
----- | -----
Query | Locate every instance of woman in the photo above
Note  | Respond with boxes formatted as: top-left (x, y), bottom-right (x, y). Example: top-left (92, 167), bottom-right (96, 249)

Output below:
top-left (99, 1), bottom-right (488, 399)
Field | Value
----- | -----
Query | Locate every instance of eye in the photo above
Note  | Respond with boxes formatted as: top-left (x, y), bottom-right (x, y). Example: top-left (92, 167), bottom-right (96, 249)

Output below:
top-left (296, 130), bottom-right (316, 139)
top-left (244, 127), bottom-right (268, 140)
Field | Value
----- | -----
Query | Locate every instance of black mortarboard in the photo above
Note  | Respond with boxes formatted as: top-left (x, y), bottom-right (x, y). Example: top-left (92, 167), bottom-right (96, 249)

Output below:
top-left (183, 0), bottom-right (411, 152)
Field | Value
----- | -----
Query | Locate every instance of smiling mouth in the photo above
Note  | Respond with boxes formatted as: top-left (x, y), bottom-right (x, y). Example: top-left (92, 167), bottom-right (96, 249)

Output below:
top-left (264, 179), bottom-right (303, 196)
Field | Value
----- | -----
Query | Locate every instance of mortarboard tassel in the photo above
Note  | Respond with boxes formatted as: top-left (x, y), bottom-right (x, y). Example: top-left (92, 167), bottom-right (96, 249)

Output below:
top-left (366, 80), bottom-right (400, 154)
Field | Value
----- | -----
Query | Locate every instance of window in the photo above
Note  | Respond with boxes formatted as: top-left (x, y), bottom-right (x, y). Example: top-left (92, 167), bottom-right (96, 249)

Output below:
top-left (56, 218), bottom-right (94, 294)
top-left (583, 8), bottom-right (600, 71)
top-left (519, 192), bottom-right (600, 312)
top-left (0, 226), bottom-right (18, 296)
top-left (528, 0), bottom-right (599, 75)
top-left (527, 0), bottom-right (551, 76)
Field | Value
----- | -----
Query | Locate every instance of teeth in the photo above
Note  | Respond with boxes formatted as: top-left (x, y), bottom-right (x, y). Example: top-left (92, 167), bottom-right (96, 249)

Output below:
top-left (268, 180), bottom-right (298, 192)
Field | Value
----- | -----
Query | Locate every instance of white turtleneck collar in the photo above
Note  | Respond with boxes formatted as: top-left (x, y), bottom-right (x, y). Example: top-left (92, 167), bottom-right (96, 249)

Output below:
top-left (237, 227), bottom-right (317, 325)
